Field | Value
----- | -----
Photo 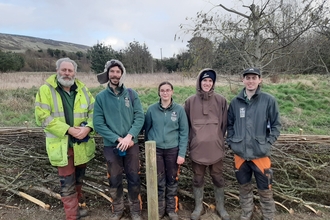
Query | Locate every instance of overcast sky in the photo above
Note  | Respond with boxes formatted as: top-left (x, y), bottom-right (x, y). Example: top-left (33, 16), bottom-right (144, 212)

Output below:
top-left (0, 0), bottom-right (223, 59)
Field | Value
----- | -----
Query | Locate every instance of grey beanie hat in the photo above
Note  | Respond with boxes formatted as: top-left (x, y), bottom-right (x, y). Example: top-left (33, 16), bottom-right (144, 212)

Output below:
top-left (97, 59), bottom-right (126, 86)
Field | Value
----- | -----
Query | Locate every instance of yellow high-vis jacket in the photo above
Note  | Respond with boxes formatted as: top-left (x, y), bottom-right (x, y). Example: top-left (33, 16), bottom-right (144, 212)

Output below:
top-left (35, 74), bottom-right (95, 167)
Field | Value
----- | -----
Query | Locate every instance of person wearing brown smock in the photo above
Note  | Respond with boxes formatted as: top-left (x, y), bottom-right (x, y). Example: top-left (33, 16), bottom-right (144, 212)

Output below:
top-left (184, 68), bottom-right (230, 220)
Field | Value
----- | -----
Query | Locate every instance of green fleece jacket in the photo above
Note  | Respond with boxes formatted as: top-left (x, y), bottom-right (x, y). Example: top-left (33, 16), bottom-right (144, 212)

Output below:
top-left (144, 100), bottom-right (189, 158)
top-left (93, 85), bottom-right (144, 146)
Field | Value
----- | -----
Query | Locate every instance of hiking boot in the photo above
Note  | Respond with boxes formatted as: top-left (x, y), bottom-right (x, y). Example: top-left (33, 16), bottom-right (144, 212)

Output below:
top-left (79, 208), bottom-right (88, 218)
top-left (168, 212), bottom-right (179, 220)
top-left (109, 212), bottom-right (123, 220)
top-left (131, 213), bottom-right (142, 220)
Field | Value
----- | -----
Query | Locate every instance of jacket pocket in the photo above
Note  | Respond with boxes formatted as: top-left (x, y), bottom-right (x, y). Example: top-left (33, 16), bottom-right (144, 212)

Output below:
top-left (191, 119), bottom-right (220, 148)
top-left (254, 136), bottom-right (271, 157)
top-left (73, 138), bottom-right (96, 165)
top-left (46, 137), bottom-right (68, 166)
top-left (230, 136), bottom-right (244, 155)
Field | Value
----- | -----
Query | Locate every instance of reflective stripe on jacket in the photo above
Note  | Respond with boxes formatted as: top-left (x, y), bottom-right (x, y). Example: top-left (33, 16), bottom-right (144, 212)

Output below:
top-left (35, 74), bottom-right (96, 166)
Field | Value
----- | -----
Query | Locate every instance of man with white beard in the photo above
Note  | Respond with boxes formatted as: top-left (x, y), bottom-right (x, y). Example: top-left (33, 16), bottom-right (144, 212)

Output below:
top-left (35, 57), bottom-right (96, 220)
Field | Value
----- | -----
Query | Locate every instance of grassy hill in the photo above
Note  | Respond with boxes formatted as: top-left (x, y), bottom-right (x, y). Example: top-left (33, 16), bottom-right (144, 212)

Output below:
top-left (0, 33), bottom-right (90, 53)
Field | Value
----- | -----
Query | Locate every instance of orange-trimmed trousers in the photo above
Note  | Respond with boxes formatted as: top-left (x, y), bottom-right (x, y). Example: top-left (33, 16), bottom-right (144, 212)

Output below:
top-left (234, 154), bottom-right (273, 190)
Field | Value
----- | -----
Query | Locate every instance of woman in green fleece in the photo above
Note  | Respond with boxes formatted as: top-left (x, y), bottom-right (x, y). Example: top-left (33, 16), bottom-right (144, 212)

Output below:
top-left (144, 81), bottom-right (189, 220)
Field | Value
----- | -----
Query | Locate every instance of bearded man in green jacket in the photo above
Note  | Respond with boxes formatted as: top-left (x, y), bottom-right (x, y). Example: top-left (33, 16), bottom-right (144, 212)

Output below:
top-left (93, 59), bottom-right (145, 220)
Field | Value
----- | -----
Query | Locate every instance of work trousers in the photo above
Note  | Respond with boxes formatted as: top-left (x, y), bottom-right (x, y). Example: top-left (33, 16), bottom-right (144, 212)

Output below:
top-left (234, 155), bottom-right (273, 190)
top-left (104, 143), bottom-right (141, 213)
top-left (191, 159), bottom-right (225, 188)
top-left (156, 147), bottom-right (180, 214)
top-left (58, 148), bottom-right (86, 197)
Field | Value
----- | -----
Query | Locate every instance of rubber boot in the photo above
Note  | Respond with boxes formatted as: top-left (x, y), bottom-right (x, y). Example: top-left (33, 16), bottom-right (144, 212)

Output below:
top-left (214, 186), bottom-right (230, 220)
top-left (61, 193), bottom-right (80, 220)
top-left (239, 183), bottom-right (254, 220)
top-left (258, 189), bottom-right (276, 220)
top-left (75, 185), bottom-right (88, 218)
top-left (191, 186), bottom-right (204, 220)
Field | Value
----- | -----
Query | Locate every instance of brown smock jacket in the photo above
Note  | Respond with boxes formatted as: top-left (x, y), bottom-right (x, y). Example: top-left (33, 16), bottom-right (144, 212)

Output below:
top-left (184, 68), bottom-right (228, 165)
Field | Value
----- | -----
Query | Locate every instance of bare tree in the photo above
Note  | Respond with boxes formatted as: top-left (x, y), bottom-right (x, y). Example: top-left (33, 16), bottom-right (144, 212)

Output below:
top-left (312, 5), bottom-right (330, 74)
top-left (178, 0), bottom-right (327, 74)
top-left (187, 36), bottom-right (214, 70)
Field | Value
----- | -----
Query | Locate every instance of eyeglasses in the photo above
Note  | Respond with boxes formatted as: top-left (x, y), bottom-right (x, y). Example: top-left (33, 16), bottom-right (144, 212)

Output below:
top-left (160, 89), bottom-right (172, 93)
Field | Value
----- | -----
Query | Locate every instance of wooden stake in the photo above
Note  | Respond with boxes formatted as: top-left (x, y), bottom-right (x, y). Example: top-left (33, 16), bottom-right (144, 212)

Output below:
top-left (145, 141), bottom-right (159, 220)
top-left (17, 191), bottom-right (50, 210)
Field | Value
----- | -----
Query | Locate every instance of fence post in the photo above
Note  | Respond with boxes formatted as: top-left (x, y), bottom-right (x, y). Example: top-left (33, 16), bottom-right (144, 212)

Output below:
top-left (145, 141), bottom-right (159, 219)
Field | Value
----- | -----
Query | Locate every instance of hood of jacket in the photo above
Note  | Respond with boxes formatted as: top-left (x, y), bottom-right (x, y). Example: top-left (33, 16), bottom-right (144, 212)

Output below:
top-left (195, 68), bottom-right (217, 115)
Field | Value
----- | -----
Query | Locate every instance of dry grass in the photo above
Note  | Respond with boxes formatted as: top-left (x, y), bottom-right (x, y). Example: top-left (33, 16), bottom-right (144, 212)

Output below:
top-left (0, 72), bottom-right (199, 90)
top-left (0, 72), bottom-right (327, 90)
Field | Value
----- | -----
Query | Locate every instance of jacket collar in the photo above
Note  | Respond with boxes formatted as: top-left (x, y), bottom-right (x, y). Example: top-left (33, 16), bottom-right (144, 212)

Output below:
top-left (158, 98), bottom-right (174, 110)
top-left (238, 86), bottom-right (261, 100)
top-left (46, 74), bottom-right (82, 90)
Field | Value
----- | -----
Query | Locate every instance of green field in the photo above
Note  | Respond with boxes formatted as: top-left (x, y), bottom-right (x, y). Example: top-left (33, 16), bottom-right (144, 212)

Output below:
top-left (1, 74), bottom-right (329, 135)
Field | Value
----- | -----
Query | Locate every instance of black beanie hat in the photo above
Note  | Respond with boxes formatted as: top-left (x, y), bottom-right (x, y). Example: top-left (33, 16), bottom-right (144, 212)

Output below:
top-left (200, 70), bottom-right (216, 84)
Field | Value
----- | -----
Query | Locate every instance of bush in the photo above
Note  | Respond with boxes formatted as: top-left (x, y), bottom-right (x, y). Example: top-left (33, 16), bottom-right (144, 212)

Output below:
top-left (0, 51), bottom-right (24, 72)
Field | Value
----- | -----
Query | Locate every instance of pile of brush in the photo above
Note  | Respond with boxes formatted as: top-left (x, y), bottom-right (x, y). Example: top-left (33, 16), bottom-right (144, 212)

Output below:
top-left (0, 127), bottom-right (329, 215)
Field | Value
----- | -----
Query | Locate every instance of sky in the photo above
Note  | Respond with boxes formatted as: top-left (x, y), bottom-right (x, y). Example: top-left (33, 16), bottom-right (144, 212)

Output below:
top-left (0, 0), bottom-right (222, 59)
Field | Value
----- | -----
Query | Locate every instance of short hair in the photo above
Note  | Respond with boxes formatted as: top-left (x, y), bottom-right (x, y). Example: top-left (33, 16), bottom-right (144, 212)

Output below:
top-left (56, 58), bottom-right (78, 72)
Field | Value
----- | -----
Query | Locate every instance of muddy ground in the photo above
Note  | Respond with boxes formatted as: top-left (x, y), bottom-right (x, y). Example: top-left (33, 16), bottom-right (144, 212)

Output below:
top-left (0, 188), bottom-right (329, 220)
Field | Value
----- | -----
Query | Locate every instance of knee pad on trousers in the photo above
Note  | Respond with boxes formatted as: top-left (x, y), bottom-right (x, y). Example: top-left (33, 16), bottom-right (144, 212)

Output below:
top-left (126, 172), bottom-right (141, 187)
top-left (60, 173), bottom-right (76, 197)
top-left (109, 174), bottom-right (123, 188)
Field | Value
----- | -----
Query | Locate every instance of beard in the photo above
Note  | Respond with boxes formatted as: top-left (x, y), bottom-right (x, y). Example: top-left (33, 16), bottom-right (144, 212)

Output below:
top-left (57, 73), bottom-right (75, 87)
top-left (109, 77), bottom-right (121, 86)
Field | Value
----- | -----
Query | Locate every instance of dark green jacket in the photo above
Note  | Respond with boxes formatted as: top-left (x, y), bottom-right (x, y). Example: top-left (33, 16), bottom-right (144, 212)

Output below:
top-left (144, 100), bottom-right (189, 158)
top-left (227, 86), bottom-right (281, 160)
top-left (93, 85), bottom-right (145, 146)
